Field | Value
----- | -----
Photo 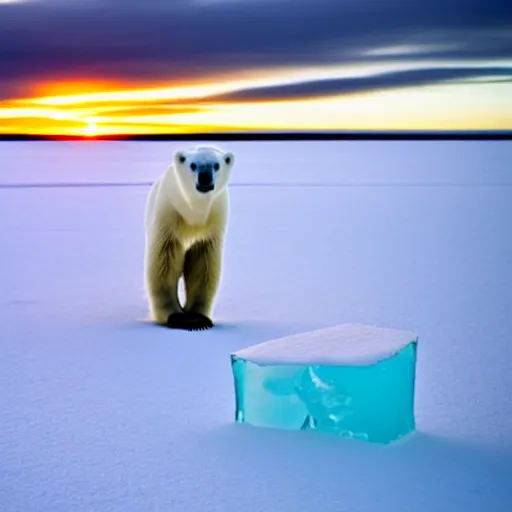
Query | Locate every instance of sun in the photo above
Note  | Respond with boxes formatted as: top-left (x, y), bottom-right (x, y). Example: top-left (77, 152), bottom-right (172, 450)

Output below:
top-left (84, 121), bottom-right (99, 137)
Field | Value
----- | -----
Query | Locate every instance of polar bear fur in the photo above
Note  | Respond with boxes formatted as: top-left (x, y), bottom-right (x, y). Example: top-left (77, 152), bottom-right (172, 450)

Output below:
top-left (144, 145), bottom-right (234, 330)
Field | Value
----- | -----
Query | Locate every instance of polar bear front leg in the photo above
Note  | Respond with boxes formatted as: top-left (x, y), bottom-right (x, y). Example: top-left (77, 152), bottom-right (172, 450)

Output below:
top-left (145, 235), bottom-right (185, 325)
top-left (181, 237), bottom-right (223, 330)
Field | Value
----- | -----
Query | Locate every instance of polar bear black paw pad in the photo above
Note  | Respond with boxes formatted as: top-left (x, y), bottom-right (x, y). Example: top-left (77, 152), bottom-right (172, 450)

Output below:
top-left (166, 312), bottom-right (213, 331)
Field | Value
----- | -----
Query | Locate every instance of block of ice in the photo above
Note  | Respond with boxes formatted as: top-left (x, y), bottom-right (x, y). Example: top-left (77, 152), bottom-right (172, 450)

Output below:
top-left (230, 323), bottom-right (419, 444)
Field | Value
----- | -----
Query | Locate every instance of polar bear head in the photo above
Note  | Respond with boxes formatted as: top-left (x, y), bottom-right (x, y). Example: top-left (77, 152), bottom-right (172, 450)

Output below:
top-left (173, 145), bottom-right (234, 200)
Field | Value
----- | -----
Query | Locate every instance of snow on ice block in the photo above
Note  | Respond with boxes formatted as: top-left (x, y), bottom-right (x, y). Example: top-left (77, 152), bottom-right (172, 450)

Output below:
top-left (230, 323), bottom-right (419, 444)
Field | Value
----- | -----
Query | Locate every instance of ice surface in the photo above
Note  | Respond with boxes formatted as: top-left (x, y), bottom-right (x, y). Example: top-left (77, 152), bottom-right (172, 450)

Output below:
top-left (1, 141), bottom-right (512, 512)
top-left (231, 324), bottom-right (418, 443)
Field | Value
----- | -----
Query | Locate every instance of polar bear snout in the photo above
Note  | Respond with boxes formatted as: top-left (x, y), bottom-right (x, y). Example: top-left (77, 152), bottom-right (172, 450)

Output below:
top-left (196, 170), bottom-right (215, 193)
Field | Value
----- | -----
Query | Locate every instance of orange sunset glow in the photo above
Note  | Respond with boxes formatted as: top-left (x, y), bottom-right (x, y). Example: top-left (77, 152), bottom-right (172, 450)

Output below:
top-left (1, 61), bottom-right (511, 136)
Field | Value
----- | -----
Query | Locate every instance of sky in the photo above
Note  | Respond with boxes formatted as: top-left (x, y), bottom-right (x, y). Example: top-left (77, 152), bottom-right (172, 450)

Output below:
top-left (0, 0), bottom-right (511, 135)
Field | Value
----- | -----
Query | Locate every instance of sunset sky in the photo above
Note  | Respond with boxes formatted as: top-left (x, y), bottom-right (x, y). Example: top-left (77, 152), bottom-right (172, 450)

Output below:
top-left (0, 0), bottom-right (511, 135)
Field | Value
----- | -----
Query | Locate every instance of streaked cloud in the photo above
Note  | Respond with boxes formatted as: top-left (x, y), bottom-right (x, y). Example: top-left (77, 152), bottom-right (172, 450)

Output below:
top-left (0, 0), bottom-right (511, 99)
top-left (207, 65), bottom-right (512, 102)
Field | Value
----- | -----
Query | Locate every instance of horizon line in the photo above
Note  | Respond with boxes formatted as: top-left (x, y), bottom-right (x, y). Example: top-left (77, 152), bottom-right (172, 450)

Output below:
top-left (0, 130), bottom-right (511, 141)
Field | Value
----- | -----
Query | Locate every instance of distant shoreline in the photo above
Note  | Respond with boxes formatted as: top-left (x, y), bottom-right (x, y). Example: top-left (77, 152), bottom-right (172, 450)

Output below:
top-left (0, 131), bottom-right (511, 141)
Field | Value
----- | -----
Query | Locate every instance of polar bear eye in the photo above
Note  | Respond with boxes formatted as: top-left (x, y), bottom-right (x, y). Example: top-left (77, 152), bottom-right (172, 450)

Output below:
top-left (213, 163), bottom-right (220, 171)
top-left (178, 155), bottom-right (186, 164)
top-left (190, 163), bottom-right (197, 171)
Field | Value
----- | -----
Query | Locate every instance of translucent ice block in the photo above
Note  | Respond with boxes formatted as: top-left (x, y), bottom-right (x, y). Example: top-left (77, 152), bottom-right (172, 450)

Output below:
top-left (230, 323), bottom-right (418, 444)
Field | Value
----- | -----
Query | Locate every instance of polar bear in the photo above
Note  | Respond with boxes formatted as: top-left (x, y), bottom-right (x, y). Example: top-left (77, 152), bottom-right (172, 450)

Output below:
top-left (144, 145), bottom-right (234, 331)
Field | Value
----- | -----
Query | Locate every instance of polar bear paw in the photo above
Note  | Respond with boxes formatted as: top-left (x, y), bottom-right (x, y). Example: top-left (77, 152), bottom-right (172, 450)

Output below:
top-left (166, 312), bottom-right (214, 331)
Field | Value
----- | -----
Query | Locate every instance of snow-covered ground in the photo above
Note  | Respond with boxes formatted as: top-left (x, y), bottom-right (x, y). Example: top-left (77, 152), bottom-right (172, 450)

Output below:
top-left (1, 140), bottom-right (511, 512)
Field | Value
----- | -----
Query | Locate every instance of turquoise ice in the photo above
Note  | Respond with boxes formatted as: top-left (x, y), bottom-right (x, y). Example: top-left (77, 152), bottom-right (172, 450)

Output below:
top-left (231, 323), bottom-right (419, 444)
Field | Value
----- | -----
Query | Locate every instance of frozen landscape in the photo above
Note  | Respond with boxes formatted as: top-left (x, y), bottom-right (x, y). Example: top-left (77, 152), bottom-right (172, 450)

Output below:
top-left (1, 140), bottom-right (511, 511)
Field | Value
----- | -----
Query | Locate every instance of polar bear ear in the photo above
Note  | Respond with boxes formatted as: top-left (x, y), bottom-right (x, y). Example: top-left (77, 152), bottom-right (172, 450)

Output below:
top-left (174, 150), bottom-right (187, 164)
top-left (223, 152), bottom-right (234, 166)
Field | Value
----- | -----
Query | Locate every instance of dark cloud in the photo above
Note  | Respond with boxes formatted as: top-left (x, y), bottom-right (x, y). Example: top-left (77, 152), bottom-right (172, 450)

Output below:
top-left (206, 66), bottom-right (512, 102)
top-left (0, 0), bottom-right (511, 99)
